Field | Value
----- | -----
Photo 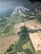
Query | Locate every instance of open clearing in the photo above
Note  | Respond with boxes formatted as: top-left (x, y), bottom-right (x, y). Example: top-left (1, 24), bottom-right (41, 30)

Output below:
top-left (0, 35), bottom-right (19, 54)
top-left (29, 32), bottom-right (41, 54)
top-left (14, 20), bottom-right (41, 33)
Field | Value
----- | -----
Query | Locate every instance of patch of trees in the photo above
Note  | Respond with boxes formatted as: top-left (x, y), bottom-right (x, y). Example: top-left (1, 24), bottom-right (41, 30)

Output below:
top-left (18, 26), bottom-right (29, 39)
top-left (6, 44), bottom-right (14, 52)
top-left (4, 44), bottom-right (15, 54)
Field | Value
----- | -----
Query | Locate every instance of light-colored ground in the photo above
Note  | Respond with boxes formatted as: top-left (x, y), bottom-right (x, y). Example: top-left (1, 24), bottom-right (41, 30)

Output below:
top-left (22, 41), bottom-right (32, 50)
top-left (17, 51), bottom-right (25, 54)
top-left (14, 20), bottom-right (41, 33)
top-left (0, 20), bottom-right (41, 54)
top-left (14, 20), bottom-right (41, 54)
top-left (29, 32), bottom-right (41, 52)
top-left (14, 22), bottom-right (24, 33)
top-left (25, 20), bottom-right (41, 30)
top-left (0, 35), bottom-right (19, 54)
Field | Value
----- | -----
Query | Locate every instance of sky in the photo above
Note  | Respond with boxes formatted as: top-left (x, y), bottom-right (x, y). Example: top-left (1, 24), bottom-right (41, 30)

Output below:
top-left (0, 0), bottom-right (41, 12)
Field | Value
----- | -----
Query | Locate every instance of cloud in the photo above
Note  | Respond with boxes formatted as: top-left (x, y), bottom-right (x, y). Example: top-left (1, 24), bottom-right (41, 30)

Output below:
top-left (0, 0), bottom-right (30, 12)
top-left (0, 0), bottom-right (41, 13)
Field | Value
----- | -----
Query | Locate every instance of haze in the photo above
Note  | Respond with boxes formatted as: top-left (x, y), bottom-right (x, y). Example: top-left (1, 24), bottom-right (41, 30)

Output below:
top-left (0, 0), bottom-right (41, 12)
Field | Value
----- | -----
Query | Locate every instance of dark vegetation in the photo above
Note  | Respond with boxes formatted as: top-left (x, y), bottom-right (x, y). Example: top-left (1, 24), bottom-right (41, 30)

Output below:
top-left (4, 26), bottom-right (34, 54)
top-left (6, 44), bottom-right (14, 52)
top-left (4, 39), bottom-right (33, 54)
top-left (4, 44), bottom-right (15, 54)
top-left (18, 26), bottom-right (29, 39)
top-left (24, 48), bottom-right (33, 54)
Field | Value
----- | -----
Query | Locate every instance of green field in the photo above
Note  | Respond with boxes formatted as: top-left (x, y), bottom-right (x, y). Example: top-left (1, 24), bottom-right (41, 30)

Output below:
top-left (4, 25), bottom-right (35, 54)
top-left (4, 36), bottom-right (35, 54)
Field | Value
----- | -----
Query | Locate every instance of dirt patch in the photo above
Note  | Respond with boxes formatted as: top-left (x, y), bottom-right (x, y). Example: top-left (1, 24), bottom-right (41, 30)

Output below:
top-left (29, 32), bottom-right (41, 53)
top-left (14, 20), bottom-right (41, 33)
top-left (0, 35), bottom-right (19, 54)
top-left (24, 20), bottom-right (41, 30)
